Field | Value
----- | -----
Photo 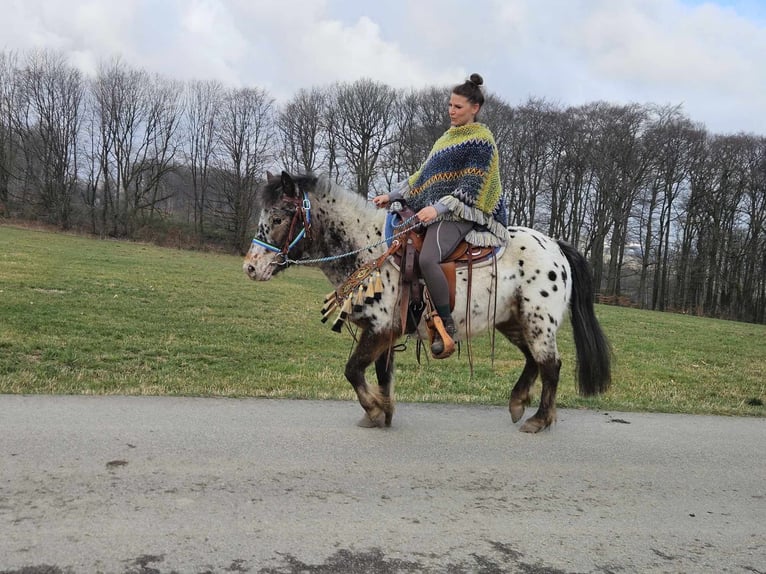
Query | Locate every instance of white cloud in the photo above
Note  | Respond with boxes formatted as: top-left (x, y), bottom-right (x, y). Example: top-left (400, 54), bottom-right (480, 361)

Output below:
top-left (488, 0), bottom-right (766, 133)
top-left (573, 1), bottom-right (760, 88)
top-left (0, 0), bottom-right (763, 134)
top-left (217, 0), bottom-right (463, 97)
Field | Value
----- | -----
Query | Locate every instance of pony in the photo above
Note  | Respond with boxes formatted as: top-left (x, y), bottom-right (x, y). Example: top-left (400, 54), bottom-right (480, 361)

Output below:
top-left (243, 171), bottom-right (611, 432)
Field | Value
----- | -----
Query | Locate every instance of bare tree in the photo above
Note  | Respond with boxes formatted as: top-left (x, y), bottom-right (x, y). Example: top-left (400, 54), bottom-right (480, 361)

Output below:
top-left (556, 106), bottom-right (597, 251)
top-left (541, 109), bottom-right (578, 240)
top-left (637, 106), bottom-right (699, 309)
top-left (684, 135), bottom-right (749, 317)
top-left (89, 62), bottom-right (119, 234)
top-left (277, 87), bottom-right (326, 174)
top-left (17, 49), bottom-right (84, 228)
top-left (328, 78), bottom-right (397, 196)
top-left (739, 137), bottom-right (766, 322)
top-left (320, 101), bottom-right (343, 183)
top-left (214, 86), bottom-right (275, 252)
top-left (92, 59), bottom-right (183, 236)
top-left (580, 102), bottom-right (649, 293)
top-left (379, 86), bottom-right (450, 191)
top-left (378, 88), bottom-right (419, 190)
top-left (184, 79), bottom-right (222, 236)
top-left (135, 75), bottom-right (183, 222)
top-left (506, 97), bottom-right (559, 228)
top-left (411, 85), bottom-right (451, 171)
top-left (478, 94), bottom-right (516, 226)
top-left (80, 86), bottom-right (103, 234)
top-left (0, 51), bottom-right (21, 214)
top-left (675, 133), bottom-right (713, 314)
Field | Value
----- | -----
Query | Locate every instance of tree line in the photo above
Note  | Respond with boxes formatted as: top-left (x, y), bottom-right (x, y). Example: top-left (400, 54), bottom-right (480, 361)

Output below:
top-left (1, 49), bottom-right (764, 324)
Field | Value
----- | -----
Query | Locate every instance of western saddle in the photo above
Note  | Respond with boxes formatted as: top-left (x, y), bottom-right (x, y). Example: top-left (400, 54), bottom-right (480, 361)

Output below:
top-left (322, 203), bottom-right (499, 360)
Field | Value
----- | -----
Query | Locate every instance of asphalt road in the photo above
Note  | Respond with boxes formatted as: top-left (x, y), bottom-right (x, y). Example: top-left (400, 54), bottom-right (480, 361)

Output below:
top-left (1, 395), bottom-right (764, 574)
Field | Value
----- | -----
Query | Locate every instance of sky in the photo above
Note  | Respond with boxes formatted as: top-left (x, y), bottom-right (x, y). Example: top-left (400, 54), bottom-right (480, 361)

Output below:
top-left (1, 0), bottom-right (765, 136)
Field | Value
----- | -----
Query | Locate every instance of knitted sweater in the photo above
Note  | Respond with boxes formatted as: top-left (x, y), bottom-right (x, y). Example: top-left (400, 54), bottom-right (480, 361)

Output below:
top-left (395, 123), bottom-right (509, 247)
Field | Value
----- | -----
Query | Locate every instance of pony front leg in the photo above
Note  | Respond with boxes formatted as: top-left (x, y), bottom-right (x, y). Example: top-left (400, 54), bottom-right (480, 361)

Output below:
top-left (374, 350), bottom-right (396, 426)
top-left (344, 328), bottom-right (396, 428)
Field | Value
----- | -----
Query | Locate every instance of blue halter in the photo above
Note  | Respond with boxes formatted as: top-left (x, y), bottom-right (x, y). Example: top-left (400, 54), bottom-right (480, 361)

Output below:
top-left (251, 192), bottom-right (312, 259)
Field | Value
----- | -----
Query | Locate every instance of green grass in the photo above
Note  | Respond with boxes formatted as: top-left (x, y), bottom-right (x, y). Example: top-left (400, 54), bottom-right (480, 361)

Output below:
top-left (1, 224), bottom-right (764, 417)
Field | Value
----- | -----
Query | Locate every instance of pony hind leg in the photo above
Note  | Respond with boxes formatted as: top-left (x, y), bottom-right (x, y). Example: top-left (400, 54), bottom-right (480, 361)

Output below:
top-left (497, 317), bottom-right (562, 432)
top-left (344, 327), bottom-right (396, 428)
top-left (519, 352), bottom-right (561, 433)
top-left (509, 346), bottom-right (538, 423)
top-left (512, 291), bottom-right (564, 432)
top-left (496, 321), bottom-right (538, 424)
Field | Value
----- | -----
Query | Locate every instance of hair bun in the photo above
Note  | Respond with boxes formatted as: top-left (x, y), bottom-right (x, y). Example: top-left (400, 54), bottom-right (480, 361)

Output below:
top-left (468, 73), bottom-right (484, 87)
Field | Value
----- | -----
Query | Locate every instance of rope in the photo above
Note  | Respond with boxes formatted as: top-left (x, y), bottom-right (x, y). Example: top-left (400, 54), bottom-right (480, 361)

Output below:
top-left (277, 216), bottom-right (424, 266)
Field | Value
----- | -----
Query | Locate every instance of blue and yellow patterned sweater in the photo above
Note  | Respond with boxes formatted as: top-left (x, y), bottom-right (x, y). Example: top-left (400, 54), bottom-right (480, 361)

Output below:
top-left (399, 122), bottom-right (509, 247)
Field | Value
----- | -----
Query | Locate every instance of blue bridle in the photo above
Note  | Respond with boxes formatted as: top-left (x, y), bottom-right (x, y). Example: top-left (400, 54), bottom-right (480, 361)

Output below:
top-left (251, 191), bottom-right (312, 262)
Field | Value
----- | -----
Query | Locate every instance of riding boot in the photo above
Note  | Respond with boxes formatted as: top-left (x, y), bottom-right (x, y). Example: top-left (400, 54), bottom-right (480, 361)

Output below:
top-left (431, 314), bottom-right (457, 358)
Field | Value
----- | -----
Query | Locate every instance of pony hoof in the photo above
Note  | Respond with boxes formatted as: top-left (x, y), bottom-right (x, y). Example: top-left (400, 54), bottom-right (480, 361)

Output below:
top-left (519, 418), bottom-right (550, 433)
top-left (357, 411), bottom-right (385, 428)
top-left (509, 401), bottom-right (526, 423)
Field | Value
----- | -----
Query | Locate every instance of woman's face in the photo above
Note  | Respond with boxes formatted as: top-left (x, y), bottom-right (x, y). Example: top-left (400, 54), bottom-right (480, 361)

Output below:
top-left (448, 93), bottom-right (480, 127)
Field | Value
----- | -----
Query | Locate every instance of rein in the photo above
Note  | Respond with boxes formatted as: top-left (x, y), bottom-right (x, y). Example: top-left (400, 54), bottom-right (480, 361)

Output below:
top-left (258, 202), bottom-right (425, 267)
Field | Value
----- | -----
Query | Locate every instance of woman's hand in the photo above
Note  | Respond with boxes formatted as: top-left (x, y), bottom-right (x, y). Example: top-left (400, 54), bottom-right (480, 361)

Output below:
top-left (372, 194), bottom-right (390, 208)
top-left (416, 205), bottom-right (438, 224)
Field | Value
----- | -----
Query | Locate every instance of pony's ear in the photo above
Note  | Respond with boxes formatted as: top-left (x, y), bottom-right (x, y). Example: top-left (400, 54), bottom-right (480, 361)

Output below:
top-left (266, 171), bottom-right (287, 188)
top-left (281, 171), bottom-right (298, 198)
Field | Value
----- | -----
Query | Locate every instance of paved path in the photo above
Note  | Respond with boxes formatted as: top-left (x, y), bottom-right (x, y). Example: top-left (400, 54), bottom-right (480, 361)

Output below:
top-left (1, 395), bottom-right (764, 573)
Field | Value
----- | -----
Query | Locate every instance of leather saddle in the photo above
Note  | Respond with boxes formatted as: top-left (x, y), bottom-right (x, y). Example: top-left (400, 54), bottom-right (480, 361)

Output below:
top-left (389, 206), bottom-right (499, 335)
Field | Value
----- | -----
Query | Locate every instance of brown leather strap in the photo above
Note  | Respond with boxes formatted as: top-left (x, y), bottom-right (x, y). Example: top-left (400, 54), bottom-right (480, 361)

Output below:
top-left (440, 261), bottom-right (457, 311)
top-left (399, 232), bottom-right (420, 335)
top-left (399, 265), bottom-right (410, 337)
top-left (466, 249), bottom-right (474, 377)
top-left (403, 236), bottom-right (417, 283)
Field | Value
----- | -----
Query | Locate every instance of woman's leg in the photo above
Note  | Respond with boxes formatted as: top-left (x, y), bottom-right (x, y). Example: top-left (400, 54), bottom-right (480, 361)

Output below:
top-left (420, 220), bottom-right (473, 355)
top-left (420, 220), bottom-right (474, 316)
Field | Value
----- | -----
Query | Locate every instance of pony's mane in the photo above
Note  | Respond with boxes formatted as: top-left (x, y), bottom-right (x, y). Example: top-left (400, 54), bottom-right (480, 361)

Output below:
top-left (260, 172), bottom-right (373, 215)
top-left (318, 175), bottom-right (373, 213)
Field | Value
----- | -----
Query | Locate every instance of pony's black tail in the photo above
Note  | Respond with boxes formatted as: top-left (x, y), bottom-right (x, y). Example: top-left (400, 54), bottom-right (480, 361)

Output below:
top-left (558, 240), bottom-right (612, 396)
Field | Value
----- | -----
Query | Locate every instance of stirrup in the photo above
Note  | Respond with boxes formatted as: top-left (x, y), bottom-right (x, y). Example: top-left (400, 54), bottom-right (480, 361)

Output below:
top-left (430, 315), bottom-right (456, 359)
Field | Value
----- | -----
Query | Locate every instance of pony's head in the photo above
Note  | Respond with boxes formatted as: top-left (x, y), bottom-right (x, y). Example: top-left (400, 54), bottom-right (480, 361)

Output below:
top-left (243, 171), bottom-right (315, 281)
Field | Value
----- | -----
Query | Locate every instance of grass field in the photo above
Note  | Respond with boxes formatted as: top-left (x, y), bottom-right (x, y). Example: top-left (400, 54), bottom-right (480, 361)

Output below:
top-left (1, 224), bottom-right (764, 417)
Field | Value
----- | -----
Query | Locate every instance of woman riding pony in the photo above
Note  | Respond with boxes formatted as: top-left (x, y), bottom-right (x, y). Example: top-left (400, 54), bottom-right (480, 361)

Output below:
top-left (373, 73), bottom-right (509, 358)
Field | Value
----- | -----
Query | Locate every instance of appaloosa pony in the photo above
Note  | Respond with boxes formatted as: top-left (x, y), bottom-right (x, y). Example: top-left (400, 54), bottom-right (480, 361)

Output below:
top-left (243, 171), bottom-right (611, 432)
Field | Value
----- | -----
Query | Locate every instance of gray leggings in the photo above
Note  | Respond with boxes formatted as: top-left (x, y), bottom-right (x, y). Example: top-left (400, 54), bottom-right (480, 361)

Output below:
top-left (420, 220), bottom-right (474, 315)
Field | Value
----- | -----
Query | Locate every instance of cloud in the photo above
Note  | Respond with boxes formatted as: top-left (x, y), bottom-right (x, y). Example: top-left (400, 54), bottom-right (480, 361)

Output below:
top-left (572, 2), bottom-right (761, 88)
top-left (0, 0), bottom-right (763, 134)
top-left (487, 0), bottom-right (766, 133)
top-left (221, 0), bottom-right (462, 98)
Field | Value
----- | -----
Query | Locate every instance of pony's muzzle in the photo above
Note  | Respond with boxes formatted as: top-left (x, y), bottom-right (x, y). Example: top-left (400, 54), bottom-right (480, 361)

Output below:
top-left (243, 256), bottom-right (276, 281)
